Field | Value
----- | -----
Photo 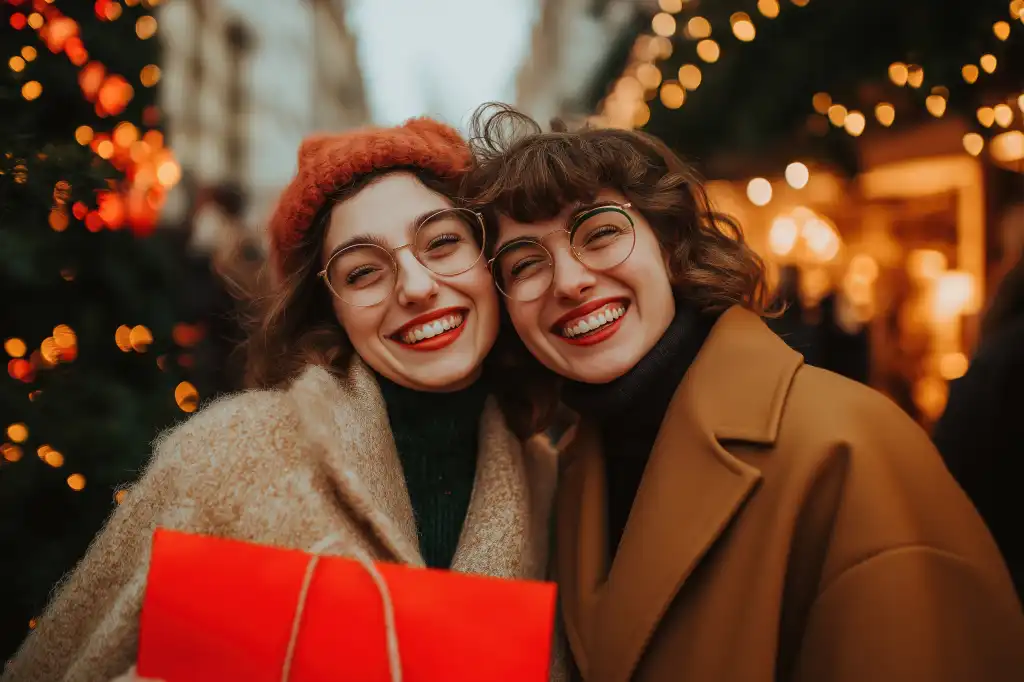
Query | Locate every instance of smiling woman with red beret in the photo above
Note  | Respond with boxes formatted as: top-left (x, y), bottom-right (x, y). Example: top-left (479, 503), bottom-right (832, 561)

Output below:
top-left (2, 118), bottom-right (564, 682)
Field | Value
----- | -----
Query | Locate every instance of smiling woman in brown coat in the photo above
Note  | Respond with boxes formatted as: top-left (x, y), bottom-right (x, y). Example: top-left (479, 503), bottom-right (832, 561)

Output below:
top-left (466, 103), bottom-right (1024, 682)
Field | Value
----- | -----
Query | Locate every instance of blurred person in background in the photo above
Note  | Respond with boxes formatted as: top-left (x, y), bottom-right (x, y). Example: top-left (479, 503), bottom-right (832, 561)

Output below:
top-left (465, 103), bottom-right (1024, 682)
top-left (933, 236), bottom-right (1024, 604)
top-left (2, 119), bottom-right (562, 682)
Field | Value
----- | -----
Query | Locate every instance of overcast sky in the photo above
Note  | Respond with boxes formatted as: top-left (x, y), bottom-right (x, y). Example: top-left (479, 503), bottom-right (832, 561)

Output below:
top-left (346, 0), bottom-right (540, 130)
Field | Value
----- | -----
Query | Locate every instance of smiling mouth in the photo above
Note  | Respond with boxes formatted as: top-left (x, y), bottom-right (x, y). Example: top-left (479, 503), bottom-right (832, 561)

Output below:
top-left (555, 301), bottom-right (629, 339)
top-left (390, 308), bottom-right (468, 351)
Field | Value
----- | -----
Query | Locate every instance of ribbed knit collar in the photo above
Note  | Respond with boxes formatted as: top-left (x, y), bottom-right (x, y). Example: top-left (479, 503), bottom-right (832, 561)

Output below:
top-left (561, 305), bottom-right (713, 437)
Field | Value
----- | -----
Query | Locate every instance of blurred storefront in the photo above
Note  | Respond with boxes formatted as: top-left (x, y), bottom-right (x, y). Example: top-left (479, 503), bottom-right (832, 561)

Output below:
top-left (571, 0), bottom-right (1024, 429)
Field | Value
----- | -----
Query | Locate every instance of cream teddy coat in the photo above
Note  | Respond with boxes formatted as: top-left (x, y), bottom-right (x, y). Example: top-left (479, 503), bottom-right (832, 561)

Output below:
top-left (1, 358), bottom-right (563, 682)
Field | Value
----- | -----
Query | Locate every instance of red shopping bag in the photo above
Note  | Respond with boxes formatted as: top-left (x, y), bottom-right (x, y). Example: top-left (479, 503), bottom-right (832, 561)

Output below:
top-left (137, 529), bottom-right (556, 682)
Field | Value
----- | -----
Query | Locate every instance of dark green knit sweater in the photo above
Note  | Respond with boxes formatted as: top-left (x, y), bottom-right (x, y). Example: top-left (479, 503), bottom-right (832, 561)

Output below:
top-left (375, 374), bottom-right (487, 569)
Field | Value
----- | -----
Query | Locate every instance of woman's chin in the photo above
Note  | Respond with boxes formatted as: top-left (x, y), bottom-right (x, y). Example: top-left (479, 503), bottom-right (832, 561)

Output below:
top-left (396, 362), bottom-right (484, 393)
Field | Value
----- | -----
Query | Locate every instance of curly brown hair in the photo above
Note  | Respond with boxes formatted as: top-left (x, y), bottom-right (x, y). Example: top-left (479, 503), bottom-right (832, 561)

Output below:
top-left (239, 169), bottom-right (463, 389)
top-left (461, 103), bottom-right (774, 436)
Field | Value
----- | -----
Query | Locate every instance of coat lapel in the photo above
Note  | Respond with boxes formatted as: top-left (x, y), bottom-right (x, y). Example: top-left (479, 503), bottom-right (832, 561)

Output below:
top-left (557, 307), bottom-right (805, 682)
top-left (286, 358), bottom-right (423, 566)
top-left (449, 398), bottom-right (534, 578)
top-left (287, 358), bottom-right (546, 581)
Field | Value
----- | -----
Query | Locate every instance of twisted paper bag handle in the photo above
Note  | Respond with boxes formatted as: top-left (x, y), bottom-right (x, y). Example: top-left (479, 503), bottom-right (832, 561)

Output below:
top-left (280, 534), bottom-right (403, 682)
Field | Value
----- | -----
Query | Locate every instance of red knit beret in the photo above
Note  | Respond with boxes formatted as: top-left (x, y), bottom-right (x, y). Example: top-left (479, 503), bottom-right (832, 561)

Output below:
top-left (267, 117), bottom-right (472, 278)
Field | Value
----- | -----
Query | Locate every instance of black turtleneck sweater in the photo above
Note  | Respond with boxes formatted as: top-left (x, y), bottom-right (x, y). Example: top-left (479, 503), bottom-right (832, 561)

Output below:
top-left (562, 306), bottom-right (716, 558)
top-left (375, 374), bottom-right (487, 569)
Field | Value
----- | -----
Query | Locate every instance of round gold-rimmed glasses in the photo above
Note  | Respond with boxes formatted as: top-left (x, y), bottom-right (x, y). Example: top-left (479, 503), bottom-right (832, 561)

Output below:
top-left (488, 203), bottom-right (636, 302)
top-left (319, 207), bottom-right (486, 307)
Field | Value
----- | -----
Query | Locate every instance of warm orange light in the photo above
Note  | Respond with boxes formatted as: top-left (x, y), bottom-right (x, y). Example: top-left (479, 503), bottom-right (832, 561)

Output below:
top-left (730, 13), bottom-right (756, 41)
top-left (907, 65), bottom-right (924, 88)
top-left (49, 209), bottom-right (69, 232)
top-left (67, 473), bottom-right (86, 491)
top-left (4, 338), bottom-right (27, 358)
top-left (844, 111), bottom-right (866, 136)
top-left (156, 159), bottom-right (182, 187)
top-left (812, 92), bottom-right (832, 114)
top-left (651, 12), bottom-right (676, 37)
top-left (758, 0), bottom-right (781, 19)
top-left (75, 125), bottom-right (94, 145)
top-left (678, 64), bottom-right (702, 90)
top-left (888, 62), bottom-right (909, 86)
top-left (994, 103), bottom-right (1014, 128)
top-left (98, 75), bottom-right (133, 116)
top-left (686, 16), bottom-right (712, 39)
top-left (785, 162), bottom-right (810, 189)
top-left (175, 381), bottom-right (200, 413)
top-left (659, 82), bottom-right (686, 109)
top-left (22, 81), bottom-right (42, 101)
top-left (961, 64), bottom-right (979, 84)
top-left (6, 423), bottom-right (29, 443)
top-left (827, 104), bottom-right (848, 126)
top-left (633, 102), bottom-right (651, 128)
top-left (991, 131), bottom-right (1024, 164)
top-left (140, 64), bottom-right (161, 87)
top-left (113, 122), bottom-right (139, 147)
top-left (696, 39), bottom-right (720, 63)
top-left (980, 54), bottom-right (997, 73)
top-left (21, 46), bottom-right (36, 61)
top-left (129, 325), bottom-right (153, 352)
top-left (79, 62), bottom-right (106, 99)
top-left (746, 178), bottom-right (773, 206)
top-left (939, 352), bottom-right (969, 380)
top-left (874, 103), bottom-right (895, 127)
top-left (115, 325), bottom-right (133, 352)
top-left (136, 15), bottom-right (157, 40)
top-left (636, 63), bottom-right (662, 90)
top-left (925, 95), bottom-right (947, 118)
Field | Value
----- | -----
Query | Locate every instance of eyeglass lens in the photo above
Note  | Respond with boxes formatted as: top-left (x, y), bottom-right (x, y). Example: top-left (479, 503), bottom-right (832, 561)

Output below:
top-left (325, 208), bottom-right (483, 307)
top-left (492, 206), bottom-right (635, 301)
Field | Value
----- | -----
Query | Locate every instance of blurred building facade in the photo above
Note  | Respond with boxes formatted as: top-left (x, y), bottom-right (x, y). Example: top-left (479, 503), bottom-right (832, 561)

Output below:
top-left (516, 0), bottom-right (638, 123)
top-left (158, 0), bottom-right (369, 235)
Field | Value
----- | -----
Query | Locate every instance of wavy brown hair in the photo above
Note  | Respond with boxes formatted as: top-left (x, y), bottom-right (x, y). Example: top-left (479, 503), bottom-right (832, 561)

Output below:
top-left (462, 103), bottom-right (773, 436)
top-left (239, 169), bottom-right (462, 389)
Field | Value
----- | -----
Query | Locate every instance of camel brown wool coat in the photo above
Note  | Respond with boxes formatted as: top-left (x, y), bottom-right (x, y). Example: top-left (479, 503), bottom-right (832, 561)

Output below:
top-left (2, 359), bottom-right (564, 682)
top-left (556, 306), bottom-right (1024, 682)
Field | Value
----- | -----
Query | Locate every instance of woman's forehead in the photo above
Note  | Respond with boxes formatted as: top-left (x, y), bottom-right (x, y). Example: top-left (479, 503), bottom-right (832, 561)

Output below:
top-left (325, 174), bottom-right (450, 245)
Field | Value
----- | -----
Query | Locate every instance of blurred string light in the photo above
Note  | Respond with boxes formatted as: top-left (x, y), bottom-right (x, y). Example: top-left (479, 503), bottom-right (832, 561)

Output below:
top-left (10, 0), bottom-right (181, 235)
top-left (597, 0), bottom-right (815, 128)
top-left (727, 0), bottom-right (1024, 204)
top-left (803, 5), bottom-right (1024, 162)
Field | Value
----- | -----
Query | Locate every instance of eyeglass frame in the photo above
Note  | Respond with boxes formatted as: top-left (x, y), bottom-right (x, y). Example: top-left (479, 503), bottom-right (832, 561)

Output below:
top-left (486, 202), bottom-right (635, 300)
top-left (317, 207), bottom-right (487, 307)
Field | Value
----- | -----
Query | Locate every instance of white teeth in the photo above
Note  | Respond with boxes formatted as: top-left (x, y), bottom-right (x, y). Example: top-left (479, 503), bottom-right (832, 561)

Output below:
top-left (561, 305), bottom-right (626, 338)
top-left (401, 314), bottom-right (463, 345)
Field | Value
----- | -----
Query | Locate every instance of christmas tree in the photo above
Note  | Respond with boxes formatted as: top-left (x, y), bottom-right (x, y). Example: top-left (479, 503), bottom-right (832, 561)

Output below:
top-left (0, 0), bottom-right (216, 660)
